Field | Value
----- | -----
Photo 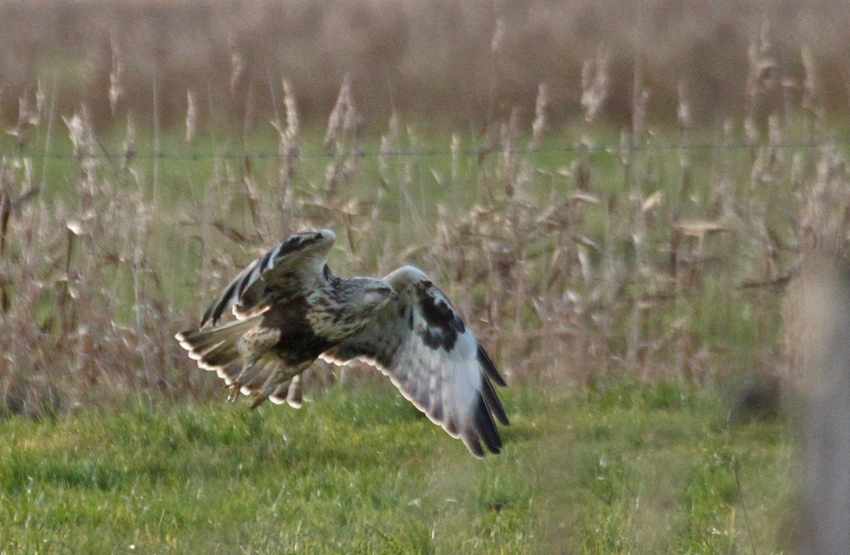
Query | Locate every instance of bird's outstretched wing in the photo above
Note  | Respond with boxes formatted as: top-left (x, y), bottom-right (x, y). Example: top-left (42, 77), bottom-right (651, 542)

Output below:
top-left (200, 229), bottom-right (336, 328)
top-left (320, 266), bottom-right (509, 457)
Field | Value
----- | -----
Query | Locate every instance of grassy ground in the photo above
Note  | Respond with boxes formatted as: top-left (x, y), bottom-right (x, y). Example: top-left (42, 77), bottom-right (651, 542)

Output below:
top-left (0, 382), bottom-right (793, 554)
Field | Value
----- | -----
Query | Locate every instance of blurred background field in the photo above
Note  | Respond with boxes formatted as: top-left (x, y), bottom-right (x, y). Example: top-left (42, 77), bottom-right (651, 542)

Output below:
top-left (1, 0), bottom-right (847, 552)
top-left (2, 0), bottom-right (850, 131)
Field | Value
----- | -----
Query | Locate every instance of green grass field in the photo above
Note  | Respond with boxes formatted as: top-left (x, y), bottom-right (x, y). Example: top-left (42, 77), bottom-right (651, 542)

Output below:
top-left (4, 6), bottom-right (846, 550)
top-left (0, 382), bottom-right (793, 554)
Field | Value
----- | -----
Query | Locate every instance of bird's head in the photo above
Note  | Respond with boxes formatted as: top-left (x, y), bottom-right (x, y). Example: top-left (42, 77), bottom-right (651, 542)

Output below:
top-left (340, 277), bottom-right (395, 315)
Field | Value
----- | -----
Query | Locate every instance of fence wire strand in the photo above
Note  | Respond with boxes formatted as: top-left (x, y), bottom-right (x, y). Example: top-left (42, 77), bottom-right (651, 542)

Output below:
top-left (3, 139), bottom-right (850, 162)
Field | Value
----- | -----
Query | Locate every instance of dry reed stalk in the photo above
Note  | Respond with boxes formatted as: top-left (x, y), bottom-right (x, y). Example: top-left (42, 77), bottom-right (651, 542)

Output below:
top-left (378, 110), bottom-right (400, 189)
top-left (530, 82), bottom-right (548, 151)
top-left (108, 31), bottom-right (124, 116)
top-left (668, 87), bottom-right (694, 293)
top-left (450, 134), bottom-right (461, 185)
top-left (801, 46), bottom-right (825, 127)
top-left (229, 38), bottom-right (245, 94)
top-left (676, 81), bottom-right (693, 211)
top-left (324, 75), bottom-right (351, 153)
top-left (745, 23), bottom-right (780, 153)
top-left (620, 54), bottom-right (653, 372)
top-left (272, 78), bottom-right (300, 236)
top-left (56, 223), bottom-right (78, 336)
top-left (323, 75), bottom-right (361, 195)
top-left (712, 120), bottom-right (737, 219)
top-left (9, 96), bottom-right (34, 149)
top-left (443, 133), bottom-right (463, 219)
top-left (0, 162), bottom-right (65, 416)
top-left (63, 109), bottom-right (102, 221)
top-left (131, 269), bottom-right (151, 383)
top-left (499, 106), bottom-right (520, 198)
top-left (798, 145), bottom-right (850, 254)
top-left (581, 51), bottom-right (609, 126)
top-left (552, 54), bottom-right (613, 367)
top-left (152, 71), bottom-right (161, 208)
top-left (185, 90), bottom-right (198, 143)
top-left (281, 79), bottom-right (300, 142)
top-left (397, 124), bottom-right (426, 242)
top-left (123, 113), bottom-right (137, 170)
top-left (241, 156), bottom-right (265, 241)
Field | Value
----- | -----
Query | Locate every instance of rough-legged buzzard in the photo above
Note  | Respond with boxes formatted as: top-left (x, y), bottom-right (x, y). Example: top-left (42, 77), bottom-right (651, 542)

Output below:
top-left (175, 229), bottom-right (508, 457)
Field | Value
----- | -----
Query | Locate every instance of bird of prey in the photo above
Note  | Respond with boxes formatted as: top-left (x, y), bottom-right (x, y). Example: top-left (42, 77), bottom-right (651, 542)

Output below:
top-left (175, 229), bottom-right (508, 457)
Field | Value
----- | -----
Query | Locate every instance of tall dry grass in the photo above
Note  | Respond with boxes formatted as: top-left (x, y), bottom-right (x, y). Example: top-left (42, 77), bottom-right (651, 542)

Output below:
top-left (1, 17), bottom-right (849, 417)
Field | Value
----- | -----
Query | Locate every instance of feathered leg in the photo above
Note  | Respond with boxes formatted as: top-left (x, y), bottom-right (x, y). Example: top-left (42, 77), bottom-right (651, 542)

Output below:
top-left (176, 315), bottom-right (302, 406)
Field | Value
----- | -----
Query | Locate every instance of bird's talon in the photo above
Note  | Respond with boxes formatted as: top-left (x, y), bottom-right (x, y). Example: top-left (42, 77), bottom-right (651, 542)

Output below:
top-left (250, 394), bottom-right (266, 410)
top-left (226, 385), bottom-right (241, 402)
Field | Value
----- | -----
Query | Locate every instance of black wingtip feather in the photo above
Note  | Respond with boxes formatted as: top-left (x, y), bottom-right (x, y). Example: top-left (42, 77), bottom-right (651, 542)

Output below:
top-left (201, 279), bottom-right (239, 328)
top-left (477, 345), bottom-right (507, 387)
top-left (481, 375), bottom-right (510, 426)
top-left (200, 305), bottom-right (214, 329)
top-left (473, 395), bottom-right (503, 455)
top-left (463, 429), bottom-right (485, 458)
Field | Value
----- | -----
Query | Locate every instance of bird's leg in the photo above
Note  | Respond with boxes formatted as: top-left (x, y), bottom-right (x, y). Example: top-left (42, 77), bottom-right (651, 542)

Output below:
top-left (236, 327), bottom-right (283, 407)
top-left (251, 368), bottom-right (287, 410)
top-left (227, 357), bottom-right (261, 403)
top-left (226, 383), bottom-right (241, 402)
top-left (249, 392), bottom-right (267, 410)
top-left (251, 361), bottom-right (311, 409)
top-left (230, 360), bottom-right (255, 392)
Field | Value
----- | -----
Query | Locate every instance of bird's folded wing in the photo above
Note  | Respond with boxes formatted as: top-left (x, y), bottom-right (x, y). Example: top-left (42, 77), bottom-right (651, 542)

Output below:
top-left (201, 230), bottom-right (336, 327)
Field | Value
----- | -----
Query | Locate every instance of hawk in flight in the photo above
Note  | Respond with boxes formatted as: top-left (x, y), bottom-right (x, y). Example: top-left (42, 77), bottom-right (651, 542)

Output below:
top-left (175, 230), bottom-right (508, 457)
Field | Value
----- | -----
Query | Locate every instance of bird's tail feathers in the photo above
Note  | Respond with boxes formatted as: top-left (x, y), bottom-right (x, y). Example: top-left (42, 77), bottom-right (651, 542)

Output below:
top-left (175, 315), bottom-right (264, 370)
top-left (176, 314), bottom-right (303, 409)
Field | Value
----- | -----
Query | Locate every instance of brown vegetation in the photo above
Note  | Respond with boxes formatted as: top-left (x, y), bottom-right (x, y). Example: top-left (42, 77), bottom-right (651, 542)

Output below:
top-left (1, 1), bottom-right (850, 417)
top-left (1, 0), bottom-right (849, 131)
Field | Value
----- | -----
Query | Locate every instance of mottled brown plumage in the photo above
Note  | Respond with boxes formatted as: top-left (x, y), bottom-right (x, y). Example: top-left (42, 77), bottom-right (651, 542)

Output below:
top-left (175, 229), bottom-right (508, 457)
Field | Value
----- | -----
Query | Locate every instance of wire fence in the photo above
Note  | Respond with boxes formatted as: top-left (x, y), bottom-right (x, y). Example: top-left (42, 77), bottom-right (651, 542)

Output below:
top-left (3, 138), bottom-right (850, 162)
